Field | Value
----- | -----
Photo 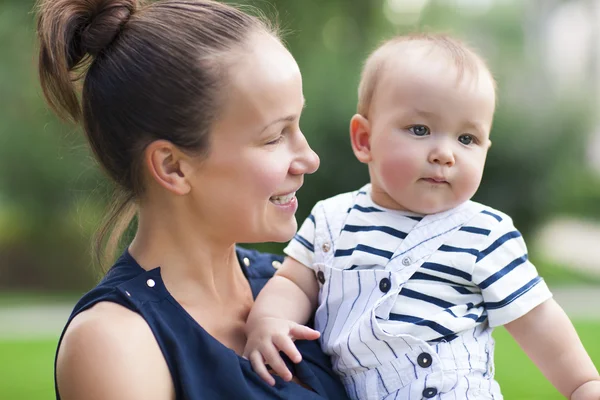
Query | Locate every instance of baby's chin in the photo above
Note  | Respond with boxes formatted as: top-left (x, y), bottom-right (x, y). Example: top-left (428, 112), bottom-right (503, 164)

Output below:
top-left (407, 199), bottom-right (465, 215)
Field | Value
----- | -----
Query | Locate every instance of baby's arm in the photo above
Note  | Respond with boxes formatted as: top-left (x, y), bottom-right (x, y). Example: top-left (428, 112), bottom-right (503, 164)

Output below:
top-left (505, 298), bottom-right (600, 399)
top-left (244, 256), bottom-right (320, 386)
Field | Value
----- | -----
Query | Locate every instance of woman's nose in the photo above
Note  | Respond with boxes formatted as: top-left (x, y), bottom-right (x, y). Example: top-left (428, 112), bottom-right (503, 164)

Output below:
top-left (290, 131), bottom-right (320, 175)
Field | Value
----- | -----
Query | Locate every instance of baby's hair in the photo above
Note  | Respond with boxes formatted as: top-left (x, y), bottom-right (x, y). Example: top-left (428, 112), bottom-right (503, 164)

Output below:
top-left (357, 33), bottom-right (495, 117)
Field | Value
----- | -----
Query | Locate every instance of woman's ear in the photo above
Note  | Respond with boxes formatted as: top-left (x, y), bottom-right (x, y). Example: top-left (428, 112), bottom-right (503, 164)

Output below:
top-left (144, 140), bottom-right (192, 195)
top-left (350, 114), bottom-right (372, 163)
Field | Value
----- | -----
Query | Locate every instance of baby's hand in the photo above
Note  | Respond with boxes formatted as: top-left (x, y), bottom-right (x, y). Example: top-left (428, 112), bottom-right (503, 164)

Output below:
top-left (571, 380), bottom-right (600, 400)
top-left (243, 317), bottom-right (320, 386)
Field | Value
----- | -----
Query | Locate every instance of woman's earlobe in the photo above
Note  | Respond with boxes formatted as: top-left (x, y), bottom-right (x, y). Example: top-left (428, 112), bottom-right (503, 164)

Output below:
top-left (349, 114), bottom-right (372, 163)
top-left (145, 140), bottom-right (191, 195)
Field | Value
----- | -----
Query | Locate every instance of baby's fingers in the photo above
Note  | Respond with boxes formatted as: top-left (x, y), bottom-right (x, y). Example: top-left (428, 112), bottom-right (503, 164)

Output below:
top-left (248, 351), bottom-right (276, 386)
top-left (290, 324), bottom-right (321, 341)
top-left (262, 345), bottom-right (293, 382)
top-left (273, 334), bottom-right (302, 364)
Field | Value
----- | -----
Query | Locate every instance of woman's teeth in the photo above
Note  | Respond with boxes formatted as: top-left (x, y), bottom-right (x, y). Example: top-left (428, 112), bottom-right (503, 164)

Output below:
top-left (270, 192), bottom-right (296, 205)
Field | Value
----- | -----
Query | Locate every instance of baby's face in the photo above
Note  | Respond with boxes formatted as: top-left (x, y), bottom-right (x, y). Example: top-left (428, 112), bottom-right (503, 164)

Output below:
top-left (366, 56), bottom-right (496, 214)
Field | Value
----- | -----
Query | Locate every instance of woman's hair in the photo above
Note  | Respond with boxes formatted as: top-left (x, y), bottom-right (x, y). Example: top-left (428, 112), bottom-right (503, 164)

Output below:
top-left (36, 0), bottom-right (278, 268)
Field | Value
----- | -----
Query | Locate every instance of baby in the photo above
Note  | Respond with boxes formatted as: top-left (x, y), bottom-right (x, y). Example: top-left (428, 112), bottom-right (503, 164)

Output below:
top-left (244, 33), bottom-right (600, 399)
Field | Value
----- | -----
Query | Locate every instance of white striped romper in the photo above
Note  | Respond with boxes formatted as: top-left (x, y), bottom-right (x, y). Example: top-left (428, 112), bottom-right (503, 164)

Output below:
top-left (284, 184), bottom-right (552, 400)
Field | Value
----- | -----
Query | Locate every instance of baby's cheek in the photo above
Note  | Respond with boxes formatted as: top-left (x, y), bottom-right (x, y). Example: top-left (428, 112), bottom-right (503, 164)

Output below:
top-left (456, 161), bottom-right (485, 200)
top-left (377, 154), bottom-right (417, 192)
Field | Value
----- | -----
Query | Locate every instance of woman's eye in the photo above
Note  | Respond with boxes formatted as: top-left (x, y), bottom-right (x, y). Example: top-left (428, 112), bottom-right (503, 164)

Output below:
top-left (408, 125), bottom-right (430, 136)
top-left (458, 134), bottom-right (474, 145)
top-left (266, 134), bottom-right (284, 145)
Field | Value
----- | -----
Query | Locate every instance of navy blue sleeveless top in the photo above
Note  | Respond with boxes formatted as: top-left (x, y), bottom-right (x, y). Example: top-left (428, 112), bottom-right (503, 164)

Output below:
top-left (55, 247), bottom-right (348, 399)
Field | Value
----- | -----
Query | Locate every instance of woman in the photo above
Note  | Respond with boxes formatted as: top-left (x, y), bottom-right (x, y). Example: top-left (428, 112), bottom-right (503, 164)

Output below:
top-left (36, 0), bottom-right (349, 398)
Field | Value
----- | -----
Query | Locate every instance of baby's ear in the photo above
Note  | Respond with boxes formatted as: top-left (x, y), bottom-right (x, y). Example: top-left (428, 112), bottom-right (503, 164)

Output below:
top-left (350, 114), bottom-right (372, 163)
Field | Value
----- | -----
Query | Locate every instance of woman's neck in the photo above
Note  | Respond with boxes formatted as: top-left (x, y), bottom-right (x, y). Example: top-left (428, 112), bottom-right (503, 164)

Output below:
top-left (128, 204), bottom-right (251, 307)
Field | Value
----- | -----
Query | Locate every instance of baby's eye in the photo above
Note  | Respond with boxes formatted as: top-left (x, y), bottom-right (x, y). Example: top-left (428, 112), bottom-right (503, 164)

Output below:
top-left (408, 125), bottom-right (430, 136)
top-left (458, 134), bottom-right (474, 145)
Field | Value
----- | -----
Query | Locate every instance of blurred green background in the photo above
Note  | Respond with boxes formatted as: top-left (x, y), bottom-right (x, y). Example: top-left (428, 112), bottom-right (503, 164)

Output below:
top-left (1, 0), bottom-right (599, 398)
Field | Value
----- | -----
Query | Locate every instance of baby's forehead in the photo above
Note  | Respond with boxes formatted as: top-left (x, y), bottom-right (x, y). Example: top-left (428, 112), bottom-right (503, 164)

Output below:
top-left (380, 40), bottom-right (489, 83)
top-left (372, 42), bottom-right (495, 101)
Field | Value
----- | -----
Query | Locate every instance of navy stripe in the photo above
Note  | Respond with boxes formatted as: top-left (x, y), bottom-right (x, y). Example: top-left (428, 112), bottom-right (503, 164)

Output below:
top-left (388, 313), bottom-right (456, 337)
top-left (443, 309), bottom-right (480, 321)
top-left (452, 285), bottom-right (476, 295)
top-left (479, 255), bottom-right (528, 289)
top-left (341, 224), bottom-right (407, 239)
top-left (476, 314), bottom-right (488, 323)
top-left (430, 333), bottom-right (459, 342)
top-left (438, 244), bottom-right (479, 257)
top-left (481, 210), bottom-right (502, 222)
top-left (410, 272), bottom-right (458, 285)
top-left (334, 244), bottom-right (393, 259)
top-left (477, 230), bottom-right (522, 262)
top-left (294, 234), bottom-right (314, 252)
top-left (486, 276), bottom-right (542, 310)
top-left (407, 215), bottom-right (423, 221)
top-left (357, 190), bottom-right (367, 195)
top-left (307, 214), bottom-right (315, 224)
top-left (400, 288), bottom-right (456, 309)
top-left (460, 226), bottom-right (491, 236)
top-left (347, 204), bottom-right (383, 213)
top-left (421, 262), bottom-right (472, 281)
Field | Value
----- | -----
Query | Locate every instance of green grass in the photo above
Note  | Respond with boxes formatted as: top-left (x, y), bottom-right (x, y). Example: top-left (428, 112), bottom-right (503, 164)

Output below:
top-left (0, 338), bottom-right (57, 400)
top-left (494, 320), bottom-right (600, 399)
top-left (0, 321), bottom-right (598, 399)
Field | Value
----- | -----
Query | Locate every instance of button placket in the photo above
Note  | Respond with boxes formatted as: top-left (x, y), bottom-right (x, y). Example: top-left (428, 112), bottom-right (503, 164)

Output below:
top-left (422, 387), bottom-right (438, 398)
top-left (379, 277), bottom-right (391, 293)
top-left (417, 352), bottom-right (432, 368)
top-left (317, 270), bottom-right (326, 284)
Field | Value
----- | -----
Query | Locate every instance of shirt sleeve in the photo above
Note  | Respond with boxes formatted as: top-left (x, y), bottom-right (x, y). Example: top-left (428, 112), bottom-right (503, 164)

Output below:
top-left (283, 203), bottom-right (320, 270)
top-left (472, 217), bottom-right (553, 327)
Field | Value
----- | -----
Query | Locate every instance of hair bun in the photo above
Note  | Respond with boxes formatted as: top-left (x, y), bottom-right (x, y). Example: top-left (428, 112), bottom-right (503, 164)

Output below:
top-left (69, 0), bottom-right (135, 66)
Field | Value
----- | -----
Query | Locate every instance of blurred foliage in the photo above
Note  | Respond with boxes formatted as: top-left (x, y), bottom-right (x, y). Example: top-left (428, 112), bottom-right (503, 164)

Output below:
top-left (1, 0), bottom-right (599, 291)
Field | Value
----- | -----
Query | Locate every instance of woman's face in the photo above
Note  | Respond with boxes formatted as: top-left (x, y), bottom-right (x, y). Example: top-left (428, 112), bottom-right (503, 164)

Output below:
top-left (187, 32), bottom-right (320, 244)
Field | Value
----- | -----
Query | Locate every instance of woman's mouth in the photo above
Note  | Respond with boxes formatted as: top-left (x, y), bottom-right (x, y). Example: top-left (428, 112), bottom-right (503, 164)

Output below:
top-left (269, 192), bottom-right (297, 205)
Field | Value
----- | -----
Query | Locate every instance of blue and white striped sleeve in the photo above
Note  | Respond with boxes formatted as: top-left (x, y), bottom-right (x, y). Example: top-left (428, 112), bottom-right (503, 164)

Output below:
top-left (283, 203), bottom-right (319, 270)
top-left (472, 217), bottom-right (553, 327)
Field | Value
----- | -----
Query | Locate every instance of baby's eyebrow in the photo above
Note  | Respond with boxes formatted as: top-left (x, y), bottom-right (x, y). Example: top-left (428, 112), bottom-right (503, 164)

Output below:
top-left (410, 107), bottom-right (438, 119)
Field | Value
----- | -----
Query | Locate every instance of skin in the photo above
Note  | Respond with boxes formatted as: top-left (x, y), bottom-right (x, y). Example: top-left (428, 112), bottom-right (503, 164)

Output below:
top-left (245, 47), bottom-right (600, 399)
top-left (56, 31), bottom-right (320, 400)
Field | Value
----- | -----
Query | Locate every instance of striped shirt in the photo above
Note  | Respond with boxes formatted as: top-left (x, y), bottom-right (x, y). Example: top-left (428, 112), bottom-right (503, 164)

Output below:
top-left (284, 184), bottom-right (552, 399)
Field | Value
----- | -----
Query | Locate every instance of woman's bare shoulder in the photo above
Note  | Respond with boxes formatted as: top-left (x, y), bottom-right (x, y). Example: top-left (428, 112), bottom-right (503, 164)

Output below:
top-left (56, 301), bottom-right (174, 400)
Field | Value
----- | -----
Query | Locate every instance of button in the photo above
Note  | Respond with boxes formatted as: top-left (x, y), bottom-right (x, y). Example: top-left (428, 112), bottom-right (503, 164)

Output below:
top-left (271, 260), bottom-right (281, 270)
top-left (379, 278), bottom-right (391, 293)
top-left (417, 352), bottom-right (432, 368)
top-left (146, 279), bottom-right (155, 288)
top-left (243, 257), bottom-right (250, 267)
top-left (401, 256), bottom-right (411, 266)
top-left (422, 388), bottom-right (438, 398)
top-left (322, 242), bottom-right (331, 252)
top-left (317, 271), bottom-right (325, 284)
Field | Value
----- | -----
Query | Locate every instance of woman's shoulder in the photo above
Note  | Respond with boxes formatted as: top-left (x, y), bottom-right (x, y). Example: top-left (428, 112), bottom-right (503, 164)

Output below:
top-left (56, 301), bottom-right (174, 399)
